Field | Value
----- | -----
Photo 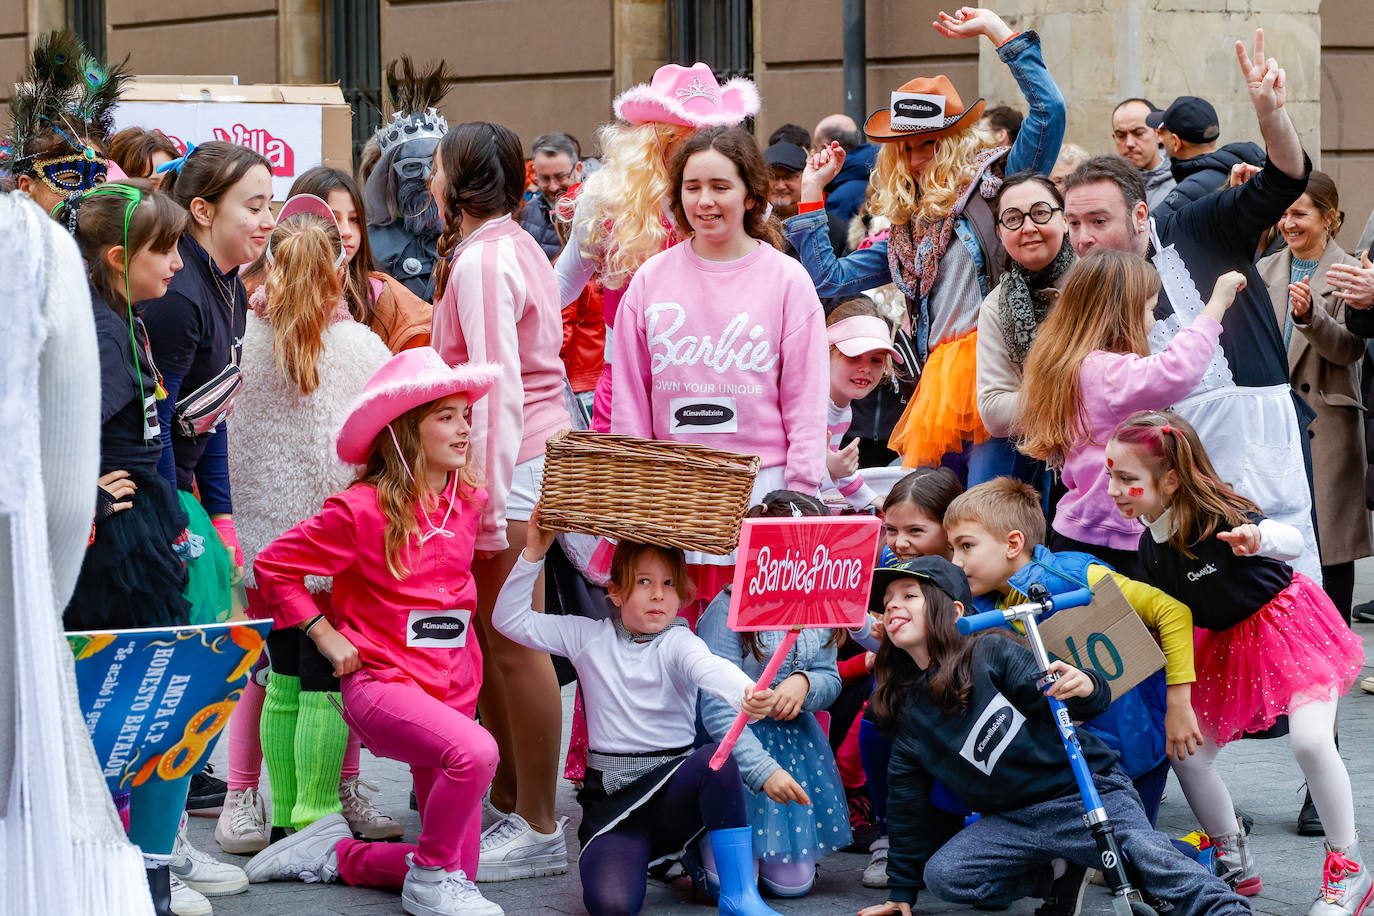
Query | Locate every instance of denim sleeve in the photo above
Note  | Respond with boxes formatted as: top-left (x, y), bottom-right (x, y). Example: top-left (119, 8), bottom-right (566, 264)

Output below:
top-left (800, 633), bottom-right (842, 712)
top-left (696, 594), bottom-right (780, 793)
top-left (194, 422), bottom-right (233, 515)
top-left (999, 31), bottom-right (1067, 177)
top-left (783, 208), bottom-right (893, 298)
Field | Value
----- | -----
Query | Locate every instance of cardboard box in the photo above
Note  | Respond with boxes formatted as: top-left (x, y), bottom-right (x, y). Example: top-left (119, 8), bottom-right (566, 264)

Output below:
top-left (1035, 576), bottom-right (1166, 704)
top-left (114, 80), bottom-right (353, 200)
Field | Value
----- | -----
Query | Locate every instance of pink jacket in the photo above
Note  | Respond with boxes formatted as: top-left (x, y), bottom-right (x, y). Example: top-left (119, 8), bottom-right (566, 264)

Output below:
top-left (610, 240), bottom-right (828, 493)
top-left (1053, 316), bottom-right (1223, 551)
top-left (431, 214), bottom-right (570, 551)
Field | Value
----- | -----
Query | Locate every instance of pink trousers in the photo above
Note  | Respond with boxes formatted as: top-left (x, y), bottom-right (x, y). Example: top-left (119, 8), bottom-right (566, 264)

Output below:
top-left (335, 670), bottom-right (498, 885)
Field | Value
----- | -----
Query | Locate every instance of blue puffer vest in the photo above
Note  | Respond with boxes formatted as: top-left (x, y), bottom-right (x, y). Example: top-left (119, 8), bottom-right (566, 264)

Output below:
top-left (973, 545), bottom-right (1167, 779)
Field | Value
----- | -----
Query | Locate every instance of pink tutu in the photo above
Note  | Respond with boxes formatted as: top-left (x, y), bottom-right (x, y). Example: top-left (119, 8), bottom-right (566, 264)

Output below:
top-left (1193, 572), bottom-right (1364, 745)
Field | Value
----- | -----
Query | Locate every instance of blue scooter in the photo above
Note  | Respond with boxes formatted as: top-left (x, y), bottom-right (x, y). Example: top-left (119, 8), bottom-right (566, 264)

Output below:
top-left (958, 583), bottom-right (1159, 916)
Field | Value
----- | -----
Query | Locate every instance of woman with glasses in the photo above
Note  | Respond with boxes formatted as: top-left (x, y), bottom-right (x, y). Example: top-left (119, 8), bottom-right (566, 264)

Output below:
top-left (974, 171), bottom-right (1073, 496)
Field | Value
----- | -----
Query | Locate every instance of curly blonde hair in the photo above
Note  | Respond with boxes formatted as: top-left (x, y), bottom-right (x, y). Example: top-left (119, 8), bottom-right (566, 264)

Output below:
top-left (575, 121), bottom-right (695, 290)
top-left (868, 126), bottom-right (998, 227)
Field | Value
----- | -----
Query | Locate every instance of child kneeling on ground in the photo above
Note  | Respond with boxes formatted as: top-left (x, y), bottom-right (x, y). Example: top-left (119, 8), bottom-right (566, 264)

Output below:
top-left (857, 556), bottom-right (1248, 916)
top-left (494, 508), bottom-right (783, 916)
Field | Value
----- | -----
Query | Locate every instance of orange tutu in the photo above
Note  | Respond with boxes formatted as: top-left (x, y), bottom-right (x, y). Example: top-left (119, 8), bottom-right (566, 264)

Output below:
top-left (887, 329), bottom-right (987, 468)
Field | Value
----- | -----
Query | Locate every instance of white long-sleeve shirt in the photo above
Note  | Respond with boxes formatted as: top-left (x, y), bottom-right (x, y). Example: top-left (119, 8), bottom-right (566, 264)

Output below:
top-left (493, 555), bottom-right (753, 753)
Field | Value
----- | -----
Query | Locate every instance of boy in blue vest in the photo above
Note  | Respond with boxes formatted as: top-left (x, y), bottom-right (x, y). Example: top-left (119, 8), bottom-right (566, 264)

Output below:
top-left (943, 477), bottom-right (1201, 826)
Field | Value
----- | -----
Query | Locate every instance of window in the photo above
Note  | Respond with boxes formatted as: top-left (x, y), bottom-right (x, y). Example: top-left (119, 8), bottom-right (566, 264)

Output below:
top-left (66, 0), bottom-right (106, 59)
top-left (324, 0), bottom-right (383, 165)
top-left (668, 0), bottom-right (753, 79)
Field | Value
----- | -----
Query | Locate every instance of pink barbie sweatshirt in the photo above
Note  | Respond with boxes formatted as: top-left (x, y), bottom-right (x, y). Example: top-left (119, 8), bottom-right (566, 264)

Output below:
top-left (431, 214), bottom-right (570, 552)
top-left (610, 239), bottom-right (828, 493)
top-left (1053, 316), bottom-right (1223, 551)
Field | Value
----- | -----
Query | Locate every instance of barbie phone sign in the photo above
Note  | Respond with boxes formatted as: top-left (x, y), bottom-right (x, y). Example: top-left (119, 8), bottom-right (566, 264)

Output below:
top-left (727, 516), bottom-right (881, 632)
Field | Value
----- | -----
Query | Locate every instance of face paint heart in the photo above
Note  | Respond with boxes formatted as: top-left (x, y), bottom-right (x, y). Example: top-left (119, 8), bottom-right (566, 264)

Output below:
top-left (1128, 487), bottom-right (1144, 498)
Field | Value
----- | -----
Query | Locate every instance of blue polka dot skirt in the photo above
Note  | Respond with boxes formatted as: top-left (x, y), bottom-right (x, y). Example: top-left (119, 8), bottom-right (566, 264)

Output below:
top-left (747, 712), bottom-right (851, 863)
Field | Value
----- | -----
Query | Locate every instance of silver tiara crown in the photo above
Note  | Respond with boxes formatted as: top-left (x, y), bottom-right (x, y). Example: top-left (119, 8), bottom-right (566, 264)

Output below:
top-left (376, 107), bottom-right (448, 155)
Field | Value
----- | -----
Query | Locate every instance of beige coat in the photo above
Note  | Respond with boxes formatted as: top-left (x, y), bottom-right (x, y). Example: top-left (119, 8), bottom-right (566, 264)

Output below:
top-left (1259, 242), bottom-right (1371, 566)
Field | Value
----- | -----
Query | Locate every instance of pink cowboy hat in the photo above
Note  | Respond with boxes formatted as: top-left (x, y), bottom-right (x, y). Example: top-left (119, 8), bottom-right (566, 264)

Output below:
top-left (613, 62), bottom-right (760, 129)
top-left (335, 347), bottom-right (501, 465)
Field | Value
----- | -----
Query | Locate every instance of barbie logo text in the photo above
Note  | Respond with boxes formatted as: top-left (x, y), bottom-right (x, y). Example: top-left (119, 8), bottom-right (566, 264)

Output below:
top-left (212, 124), bottom-right (296, 176)
top-left (644, 302), bottom-right (780, 376)
top-left (746, 544), bottom-right (864, 598)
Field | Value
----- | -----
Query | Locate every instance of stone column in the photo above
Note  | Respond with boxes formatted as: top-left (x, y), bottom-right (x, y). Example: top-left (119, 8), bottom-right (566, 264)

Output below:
top-left (614, 0), bottom-right (667, 94)
top-left (279, 0), bottom-right (324, 85)
top-left (976, 0), bottom-right (1322, 165)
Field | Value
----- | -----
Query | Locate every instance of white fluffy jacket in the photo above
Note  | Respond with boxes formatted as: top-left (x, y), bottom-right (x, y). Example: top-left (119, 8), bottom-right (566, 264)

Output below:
top-left (229, 311), bottom-right (391, 591)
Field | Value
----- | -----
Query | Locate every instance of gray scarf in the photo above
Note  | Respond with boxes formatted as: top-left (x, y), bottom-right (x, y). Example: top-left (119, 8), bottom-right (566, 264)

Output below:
top-left (613, 617), bottom-right (687, 645)
top-left (997, 236), bottom-right (1075, 368)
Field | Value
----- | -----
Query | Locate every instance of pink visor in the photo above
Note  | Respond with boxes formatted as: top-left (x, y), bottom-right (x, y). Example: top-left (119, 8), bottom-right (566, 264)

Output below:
top-left (827, 315), bottom-right (903, 364)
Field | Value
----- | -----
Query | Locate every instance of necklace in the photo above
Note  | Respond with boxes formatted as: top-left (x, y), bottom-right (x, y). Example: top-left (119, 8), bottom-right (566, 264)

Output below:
top-left (207, 251), bottom-right (237, 312)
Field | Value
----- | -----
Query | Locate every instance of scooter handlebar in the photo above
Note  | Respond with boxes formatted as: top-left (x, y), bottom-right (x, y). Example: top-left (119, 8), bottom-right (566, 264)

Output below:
top-left (955, 587), bottom-right (1095, 635)
top-left (957, 609), bottom-right (1012, 634)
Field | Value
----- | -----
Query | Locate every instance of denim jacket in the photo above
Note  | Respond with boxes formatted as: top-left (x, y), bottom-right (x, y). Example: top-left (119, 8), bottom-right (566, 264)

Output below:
top-left (695, 587), bottom-right (842, 792)
top-left (783, 31), bottom-right (1066, 361)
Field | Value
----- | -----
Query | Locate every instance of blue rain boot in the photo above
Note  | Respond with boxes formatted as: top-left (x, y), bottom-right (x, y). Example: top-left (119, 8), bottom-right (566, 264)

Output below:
top-left (709, 827), bottom-right (782, 916)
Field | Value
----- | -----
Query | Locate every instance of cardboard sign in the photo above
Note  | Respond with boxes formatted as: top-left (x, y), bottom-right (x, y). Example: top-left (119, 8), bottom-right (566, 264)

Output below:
top-left (890, 91), bottom-right (948, 130)
top-left (1035, 576), bottom-right (1165, 703)
top-left (114, 80), bottom-right (353, 200)
top-left (727, 516), bottom-right (881, 632)
top-left (67, 620), bottom-right (271, 792)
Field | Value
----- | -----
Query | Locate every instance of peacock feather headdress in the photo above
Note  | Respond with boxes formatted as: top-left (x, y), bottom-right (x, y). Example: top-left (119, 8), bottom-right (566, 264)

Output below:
top-left (4, 30), bottom-right (131, 175)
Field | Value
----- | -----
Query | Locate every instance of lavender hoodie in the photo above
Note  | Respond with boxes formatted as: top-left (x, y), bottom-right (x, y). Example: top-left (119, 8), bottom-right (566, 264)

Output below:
top-left (1053, 316), bottom-right (1223, 551)
top-left (611, 240), bottom-right (828, 493)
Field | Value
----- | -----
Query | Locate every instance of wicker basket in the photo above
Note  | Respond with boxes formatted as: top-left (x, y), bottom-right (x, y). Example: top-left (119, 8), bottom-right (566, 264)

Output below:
top-left (539, 430), bottom-right (761, 554)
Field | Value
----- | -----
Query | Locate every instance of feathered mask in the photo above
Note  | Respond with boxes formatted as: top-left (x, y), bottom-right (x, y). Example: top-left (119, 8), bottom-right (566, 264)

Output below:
top-left (374, 55), bottom-right (452, 156)
top-left (4, 30), bottom-right (129, 190)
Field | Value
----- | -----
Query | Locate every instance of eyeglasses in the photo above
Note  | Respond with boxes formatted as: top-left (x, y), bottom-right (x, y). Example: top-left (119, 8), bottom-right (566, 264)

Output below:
top-left (997, 203), bottom-right (1063, 230)
top-left (534, 169), bottom-right (577, 188)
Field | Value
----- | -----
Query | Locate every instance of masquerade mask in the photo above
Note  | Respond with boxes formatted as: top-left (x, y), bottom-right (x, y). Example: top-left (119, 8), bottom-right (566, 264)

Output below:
top-left (36, 148), bottom-right (107, 195)
top-left (393, 156), bottom-right (432, 183)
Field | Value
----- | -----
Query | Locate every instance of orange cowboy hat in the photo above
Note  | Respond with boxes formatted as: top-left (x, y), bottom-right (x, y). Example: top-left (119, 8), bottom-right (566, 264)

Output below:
top-left (864, 75), bottom-right (985, 143)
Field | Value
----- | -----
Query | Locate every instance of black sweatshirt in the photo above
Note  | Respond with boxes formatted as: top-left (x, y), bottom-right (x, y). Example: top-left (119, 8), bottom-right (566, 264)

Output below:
top-left (1137, 513), bottom-right (1292, 631)
top-left (885, 636), bottom-right (1115, 905)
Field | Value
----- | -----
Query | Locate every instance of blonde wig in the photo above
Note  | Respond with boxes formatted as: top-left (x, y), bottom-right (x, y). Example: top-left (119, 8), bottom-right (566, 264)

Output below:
top-left (576, 120), bottom-right (695, 290)
top-left (868, 125), bottom-right (998, 227)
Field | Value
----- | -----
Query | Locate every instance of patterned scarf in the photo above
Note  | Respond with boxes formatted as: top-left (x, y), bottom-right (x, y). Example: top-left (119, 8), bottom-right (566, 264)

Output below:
top-left (997, 236), bottom-right (1075, 368)
top-left (613, 617), bottom-right (687, 645)
top-left (887, 146), bottom-right (1008, 301)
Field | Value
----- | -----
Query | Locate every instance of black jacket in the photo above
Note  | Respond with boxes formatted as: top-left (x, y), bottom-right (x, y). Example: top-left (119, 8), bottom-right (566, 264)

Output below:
top-left (1153, 141), bottom-right (1267, 221)
top-left (885, 636), bottom-right (1115, 904)
top-left (519, 193), bottom-right (563, 262)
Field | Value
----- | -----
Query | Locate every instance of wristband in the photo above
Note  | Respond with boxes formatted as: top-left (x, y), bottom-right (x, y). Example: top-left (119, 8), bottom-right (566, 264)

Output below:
top-left (303, 614), bottom-right (326, 635)
top-left (997, 30), bottom-right (1021, 47)
top-left (798, 199), bottom-right (826, 215)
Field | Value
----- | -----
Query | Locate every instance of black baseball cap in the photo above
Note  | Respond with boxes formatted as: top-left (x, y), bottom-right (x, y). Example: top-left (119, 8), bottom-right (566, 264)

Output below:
top-left (764, 140), bottom-right (808, 173)
top-left (1146, 96), bottom-right (1220, 145)
top-left (870, 556), bottom-right (975, 615)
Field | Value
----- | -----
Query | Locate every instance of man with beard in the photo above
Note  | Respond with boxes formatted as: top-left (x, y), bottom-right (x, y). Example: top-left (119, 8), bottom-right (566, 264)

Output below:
top-left (364, 56), bottom-right (451, 300)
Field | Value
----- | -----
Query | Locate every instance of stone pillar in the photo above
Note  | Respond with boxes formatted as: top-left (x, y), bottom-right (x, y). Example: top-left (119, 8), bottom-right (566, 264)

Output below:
top-left (279, 0), bottom-right (324, 85)
top-left (614, 0), bottom-right (667, 94)
top-left (977, 0), bottom-right (1322, 165)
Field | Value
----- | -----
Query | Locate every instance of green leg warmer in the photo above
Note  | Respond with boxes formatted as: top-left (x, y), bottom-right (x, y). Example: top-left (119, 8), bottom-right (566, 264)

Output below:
top-left (259, 672), bottom-right (301, 830)
top-left (291, 690), bottom-right (348, 829)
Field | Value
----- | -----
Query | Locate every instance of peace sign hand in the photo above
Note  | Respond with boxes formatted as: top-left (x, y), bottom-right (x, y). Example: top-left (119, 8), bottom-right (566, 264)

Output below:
top-left (1235, 28), bottom-right (1286, 118)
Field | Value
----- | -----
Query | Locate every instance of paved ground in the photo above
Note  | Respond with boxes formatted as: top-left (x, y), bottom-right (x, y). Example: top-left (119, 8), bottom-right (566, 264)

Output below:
top-left (188, 562), bottom-right (1374, 916)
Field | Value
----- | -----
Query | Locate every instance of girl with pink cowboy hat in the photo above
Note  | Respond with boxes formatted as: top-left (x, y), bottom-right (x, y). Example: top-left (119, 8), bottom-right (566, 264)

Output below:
top-left (245, 346), bottom-right (506, 916)
top-left (553, 61), bottom-right (759, 786)
top-left (554, 61), bottom-right (760, 433)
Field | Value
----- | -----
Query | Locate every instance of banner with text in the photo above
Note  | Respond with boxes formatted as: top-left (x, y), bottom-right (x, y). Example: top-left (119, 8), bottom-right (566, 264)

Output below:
top-left (728, 516), bottom-right (881, 631)
top-left (68, 620), bottom-right (271, 792)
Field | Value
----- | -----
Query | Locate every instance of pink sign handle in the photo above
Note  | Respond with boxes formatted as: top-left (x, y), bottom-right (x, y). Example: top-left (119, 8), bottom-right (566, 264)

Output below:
top-left (709, 628), bottom-right (801, 771)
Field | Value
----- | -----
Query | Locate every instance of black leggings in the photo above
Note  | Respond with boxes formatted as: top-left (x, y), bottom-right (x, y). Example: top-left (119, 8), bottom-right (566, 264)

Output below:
top-left (1322, 561), bottom-right (1355, 625)
top-left (266, 626), bottom-right (339, 693)
top-left (579, 745), bottom-right (748, 916)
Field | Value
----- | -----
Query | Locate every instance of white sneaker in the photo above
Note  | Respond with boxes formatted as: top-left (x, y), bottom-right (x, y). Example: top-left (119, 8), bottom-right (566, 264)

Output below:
top-left (480, 789), bottom-right (508, 828)
top-left (215, 788), bottom-right (270, 854)
top-left (245, 812), bottom-right (350, 884)
top-left (475, 812), bottom-right (569, 882)
top-left (340, 776), bottom-right (405, 840)
top-left (170, 819), bottom-right (249, 896)
top-left (863, 836), bottom-right (890, 888)
top-left (403, 854), bottom-right (504, 916)
top-left (168, 874), bottom-right (212, 916)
